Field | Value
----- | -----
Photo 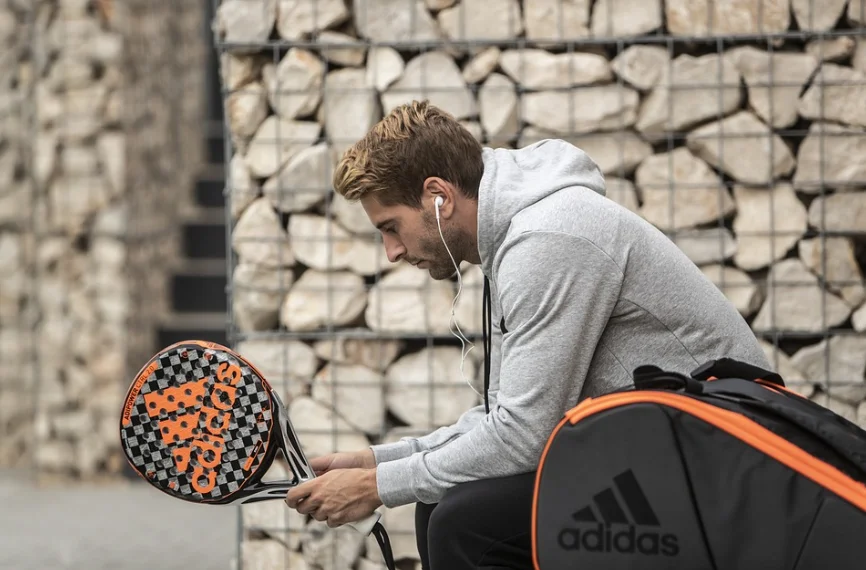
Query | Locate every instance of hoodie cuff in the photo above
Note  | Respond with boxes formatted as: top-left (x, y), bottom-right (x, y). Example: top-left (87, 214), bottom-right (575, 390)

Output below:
top-left (370, 440), bottom-right (415, 464)
top-left (375, 456), bottom-right (419, 508)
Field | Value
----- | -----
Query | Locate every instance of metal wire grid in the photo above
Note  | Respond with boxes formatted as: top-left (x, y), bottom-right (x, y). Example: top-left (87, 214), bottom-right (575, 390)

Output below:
top-left (210, 1), bottom-right (866, 568)
top-left (0, 0), bottom-right (205, 482)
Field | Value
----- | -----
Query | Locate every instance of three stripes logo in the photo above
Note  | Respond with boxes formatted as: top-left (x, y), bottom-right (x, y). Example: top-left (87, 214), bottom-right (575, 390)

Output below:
top-left (558, 469), bottom-right (679, 557)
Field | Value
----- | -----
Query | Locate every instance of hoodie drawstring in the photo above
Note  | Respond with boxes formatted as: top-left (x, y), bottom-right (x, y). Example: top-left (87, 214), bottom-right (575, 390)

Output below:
top-left (482, 276), bottom-right (491, 414)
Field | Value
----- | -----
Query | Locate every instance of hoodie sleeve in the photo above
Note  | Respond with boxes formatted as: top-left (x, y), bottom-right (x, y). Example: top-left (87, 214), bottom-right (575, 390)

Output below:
top-left (369, 404), bottom-right (488, 463)
top-left (373, 230), bottom-right (625, 507)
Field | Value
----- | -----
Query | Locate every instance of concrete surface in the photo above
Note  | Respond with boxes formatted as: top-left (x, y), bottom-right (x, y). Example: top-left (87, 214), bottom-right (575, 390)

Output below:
top-left (0, 470), bottom-right (238, 570)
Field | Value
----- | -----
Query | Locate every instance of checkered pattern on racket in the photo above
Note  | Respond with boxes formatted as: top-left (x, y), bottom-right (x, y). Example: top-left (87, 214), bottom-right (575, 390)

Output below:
top-left (120, 345), bottom-right (273, 502)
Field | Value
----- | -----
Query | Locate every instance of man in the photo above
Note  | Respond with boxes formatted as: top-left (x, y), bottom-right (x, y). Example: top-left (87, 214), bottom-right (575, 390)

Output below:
top-left (285, 100), bottom-right (770, 569)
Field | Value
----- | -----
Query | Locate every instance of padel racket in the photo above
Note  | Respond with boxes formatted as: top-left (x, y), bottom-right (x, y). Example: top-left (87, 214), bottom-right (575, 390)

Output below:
top-left (119, 339), bottom-right (395, 568)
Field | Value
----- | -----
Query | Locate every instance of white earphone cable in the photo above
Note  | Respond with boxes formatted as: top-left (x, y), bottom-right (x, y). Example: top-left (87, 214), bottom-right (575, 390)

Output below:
top-left (434, 198), bottom-right (479, 396)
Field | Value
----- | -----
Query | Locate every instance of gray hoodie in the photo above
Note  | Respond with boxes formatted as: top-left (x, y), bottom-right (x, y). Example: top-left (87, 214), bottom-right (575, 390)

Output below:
top-left (371, 139), bottom-right (770, 508)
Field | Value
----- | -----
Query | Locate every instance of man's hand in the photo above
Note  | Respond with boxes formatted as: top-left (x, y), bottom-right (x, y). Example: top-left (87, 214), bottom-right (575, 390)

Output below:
top-left (309, 449), bottom-right (375, 475)
top-left (285, 468), bottom-right (382, 528)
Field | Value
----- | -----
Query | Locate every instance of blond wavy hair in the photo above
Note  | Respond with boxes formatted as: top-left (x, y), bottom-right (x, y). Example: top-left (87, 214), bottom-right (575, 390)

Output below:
top-left (332, 100), bottom-right (483, 208)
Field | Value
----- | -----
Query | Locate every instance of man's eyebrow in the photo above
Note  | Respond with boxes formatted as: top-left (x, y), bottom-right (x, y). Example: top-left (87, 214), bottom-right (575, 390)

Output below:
top-left (375, 218), bottom-right (395, 230)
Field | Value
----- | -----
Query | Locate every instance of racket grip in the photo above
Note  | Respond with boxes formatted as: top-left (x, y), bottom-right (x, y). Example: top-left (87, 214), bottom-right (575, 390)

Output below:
top-left (347, 511), bottom-right (381, 535)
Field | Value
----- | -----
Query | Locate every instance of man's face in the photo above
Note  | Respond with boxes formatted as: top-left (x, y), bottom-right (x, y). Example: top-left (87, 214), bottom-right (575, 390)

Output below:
top-left (360, 195), bottom-right (463, 280)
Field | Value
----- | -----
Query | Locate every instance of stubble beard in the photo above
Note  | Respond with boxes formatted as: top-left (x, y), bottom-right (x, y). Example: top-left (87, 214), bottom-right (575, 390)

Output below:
top-left (419, 211), bottom-right (470, 281)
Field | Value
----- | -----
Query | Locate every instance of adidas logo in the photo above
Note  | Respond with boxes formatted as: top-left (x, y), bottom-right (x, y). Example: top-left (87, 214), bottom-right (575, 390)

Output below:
top-left (558, 469), bottom-right (679, 557)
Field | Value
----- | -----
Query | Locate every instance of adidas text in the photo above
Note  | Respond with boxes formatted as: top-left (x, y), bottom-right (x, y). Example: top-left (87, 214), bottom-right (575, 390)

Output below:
top-left (558, 523), bottom-right (679, 556)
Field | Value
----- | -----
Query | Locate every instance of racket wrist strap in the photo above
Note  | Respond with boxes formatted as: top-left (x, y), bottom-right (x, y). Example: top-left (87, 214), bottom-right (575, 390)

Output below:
top-left (372, 521), bottom-right (396, 570)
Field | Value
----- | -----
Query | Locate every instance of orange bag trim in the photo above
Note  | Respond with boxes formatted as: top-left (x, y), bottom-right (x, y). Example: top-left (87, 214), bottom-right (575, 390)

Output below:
top-left (531, 391), bottom-right (866, 570)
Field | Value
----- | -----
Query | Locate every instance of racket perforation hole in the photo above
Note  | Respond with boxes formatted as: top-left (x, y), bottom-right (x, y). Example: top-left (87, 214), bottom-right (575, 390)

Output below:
top-left (180, 420), bottom-right (188, 428)
top-left (173, 435), bottom-right (180, 442)
top-left (167, 395), bottom-right (175, 402)
top-left (184, 388), bottom-right (192, 396)
top-left (148, 402), bottom-right (156, 409)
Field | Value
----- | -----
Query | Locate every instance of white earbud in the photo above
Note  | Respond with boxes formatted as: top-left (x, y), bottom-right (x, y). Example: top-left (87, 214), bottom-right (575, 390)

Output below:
top-left (431, 194), bottom-right (477, 396)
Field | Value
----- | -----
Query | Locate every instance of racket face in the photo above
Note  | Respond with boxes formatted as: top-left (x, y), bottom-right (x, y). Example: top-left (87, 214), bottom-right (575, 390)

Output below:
top-left (119, 341), bottom-right (276, 504)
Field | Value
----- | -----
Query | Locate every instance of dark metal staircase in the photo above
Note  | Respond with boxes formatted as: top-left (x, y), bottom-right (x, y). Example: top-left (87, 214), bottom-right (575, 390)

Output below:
top-left (157, 6), bottom-right (229, 348)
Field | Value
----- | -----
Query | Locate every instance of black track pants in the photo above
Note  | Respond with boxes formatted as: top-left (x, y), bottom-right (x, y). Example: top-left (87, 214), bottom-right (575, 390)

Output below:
top-left (414, 471), bottom-right (537, 570)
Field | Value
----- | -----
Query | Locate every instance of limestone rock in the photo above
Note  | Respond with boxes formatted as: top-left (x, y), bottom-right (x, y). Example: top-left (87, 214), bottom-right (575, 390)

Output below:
top-left (220, 53), bottom-right (267, 91)
top-left (385, 346), bottom-right (480, 428)
top-left (231, 197), bottom-right (295, 267)
top-left (313, 336), bottom-right (404, 372)
top-left (799, 64), bottom-right (866, 128)
top-left (332, 195), bottom-right (378, 237)
top-left (311, 363), bottom-right (386, 434)
top-left (461, 121), bottom-right (483, 142)
top-left (288, 398), bottom-right (370, 458)
top-left (807, 191), bottom-right (866, 233)
top-left (798, 237), bottom-right (865, 308)
top-left (214, 0), bottom-right (276, 48)
top-left (235, 338), bottom-right (319, 400)
top-left (791, 336), bottom-right (866, 403)
top-left (669, 228), bottom-right (737, 266)
top-left (522, 84), bottom-right (639, 135)
top-left (792, 0), bottom-right (850, 32)
top-left (700, 264), bottom-right (763, 317)
top-left (686, 110), bottom-right (796, 186)
top-left (523, 0), bottom-right (591, 40)
top-left (353, 0), bottom-right (441, 44)
top-left (229, 154), bottom-right (260, 220)
top-left (610, 45), bottom-right (670, 91)
top-left (666, 0), bottom-right (790, 36)
top-left (794, 122), bottom-right (866, 192)
top-left (852, 303), bottom-right (866, 332)
top-left (262, 48), bottom-right (325, 120)
top-left (365, 264), bottom-right (455, 334)
top-left (462, 47), bottom-right (501, 84)
top-left (381, 51), bottom-right (475, 121)
top-left (276, 0), bottom-right (348, 40)
top-left (806, 36), bottom-right (857, 62)
top-left (97, 132), bottom-right (125, 195)
top-left (263, 143), bottom-right (333, 213)
top-left (437, 0), bottom-right (523, 42)
top-left (752, 259), bottom-right (852, 333)
top-left (519, 128), bottom-right (652, 176)
top-left (288, 213), bottom-right (355, 271)
top-left (243, 116), bottom-right (321, 179)
top-left (637, 54), bottom-right (742, 136)
top-left (591, 0), bottom-right (662, 37)
top-left (731, 184), bottom-right (807, 271)
top-left (323, 68), bottom-right (381, 159)
top-left (241, 464), bottom-right (308, 549)
top-left (302, 519), bottom-right (366, 570)
top-left (226, 80), bottom-right (269, 143)
top-left (498, 49), bottom-right (611, 89)
top-left (366, 46), bottom-right (404, 91)
top-left (318, 31), bottom-right (366, 68)
top-left (281, 269), bottom-right (367, 331)
top-left (724, 46), bottom-right (820, 129)
top-left (850, 0), bottom-right (866, 24)
top-left (479, 73), bottom-right (519, 148)
top-left (636, 148), bottom-right (736, 231)
top-left (232, 263), bottom-right (294, 332)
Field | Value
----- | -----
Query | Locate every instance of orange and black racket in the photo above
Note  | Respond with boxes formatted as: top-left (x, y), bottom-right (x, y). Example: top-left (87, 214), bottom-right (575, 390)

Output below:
top-left (119, 340), bottom-right (395, 568)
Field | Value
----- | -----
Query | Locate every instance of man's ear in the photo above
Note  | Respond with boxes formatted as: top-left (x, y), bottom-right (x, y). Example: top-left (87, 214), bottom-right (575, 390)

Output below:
top-left (422, 177), bottom-right (455, 218)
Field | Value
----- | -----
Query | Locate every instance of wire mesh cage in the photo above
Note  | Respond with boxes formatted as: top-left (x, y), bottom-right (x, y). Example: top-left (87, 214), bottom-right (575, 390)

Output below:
top-left (0, 0), bottom-right (206, 482)
top-left (209, 0), bottom-right (866, 568)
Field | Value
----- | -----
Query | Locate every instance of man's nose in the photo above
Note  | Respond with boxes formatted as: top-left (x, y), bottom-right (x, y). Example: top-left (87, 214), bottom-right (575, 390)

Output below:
top-left (383, 235), bottom-right (405, 263)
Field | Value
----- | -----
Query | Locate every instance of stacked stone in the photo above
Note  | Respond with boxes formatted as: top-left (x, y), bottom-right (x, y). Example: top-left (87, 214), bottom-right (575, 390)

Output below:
top-left (213, 1), bottom-right (866, 567)
top-left (0, 0), bottom-right (206, 480)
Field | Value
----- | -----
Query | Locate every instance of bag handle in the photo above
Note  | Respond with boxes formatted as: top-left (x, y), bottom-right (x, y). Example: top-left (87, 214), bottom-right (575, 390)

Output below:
top-left (690, 357), bottom-right (785, 386)
top-left (700, 377), bottom-right (866, 475)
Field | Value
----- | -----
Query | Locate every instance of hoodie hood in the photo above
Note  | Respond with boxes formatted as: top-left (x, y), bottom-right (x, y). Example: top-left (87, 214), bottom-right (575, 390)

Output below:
top-left (476, 139), bottom-right (606, 277)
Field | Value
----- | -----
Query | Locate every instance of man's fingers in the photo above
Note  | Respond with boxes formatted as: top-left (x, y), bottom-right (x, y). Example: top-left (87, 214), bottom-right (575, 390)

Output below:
top-left (296, 497), bottom-right (321, 516)
top-left (309, 455), bottom-right (332, 471)
top-left (285, 480), bottom-right (316, 508)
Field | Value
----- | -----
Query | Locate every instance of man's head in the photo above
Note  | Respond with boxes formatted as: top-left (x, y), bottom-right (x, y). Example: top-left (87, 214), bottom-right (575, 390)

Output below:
top-left (332, 100), bottom-right (484, 280)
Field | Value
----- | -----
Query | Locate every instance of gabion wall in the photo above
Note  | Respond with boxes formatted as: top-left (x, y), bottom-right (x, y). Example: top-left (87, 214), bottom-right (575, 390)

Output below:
top-left (0, 0), bottom-right (206, 480)
top-left (212, 0), bottom-right (866, 568)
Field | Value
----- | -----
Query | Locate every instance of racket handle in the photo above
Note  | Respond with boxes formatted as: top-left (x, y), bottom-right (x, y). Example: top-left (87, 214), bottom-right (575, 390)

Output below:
top-left (347, 511), bottom-right (381, 535)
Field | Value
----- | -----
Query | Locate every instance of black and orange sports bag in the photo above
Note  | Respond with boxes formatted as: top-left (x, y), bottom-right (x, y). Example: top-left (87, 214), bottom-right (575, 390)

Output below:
top-left (531, 358), bottom-right (866, 570)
